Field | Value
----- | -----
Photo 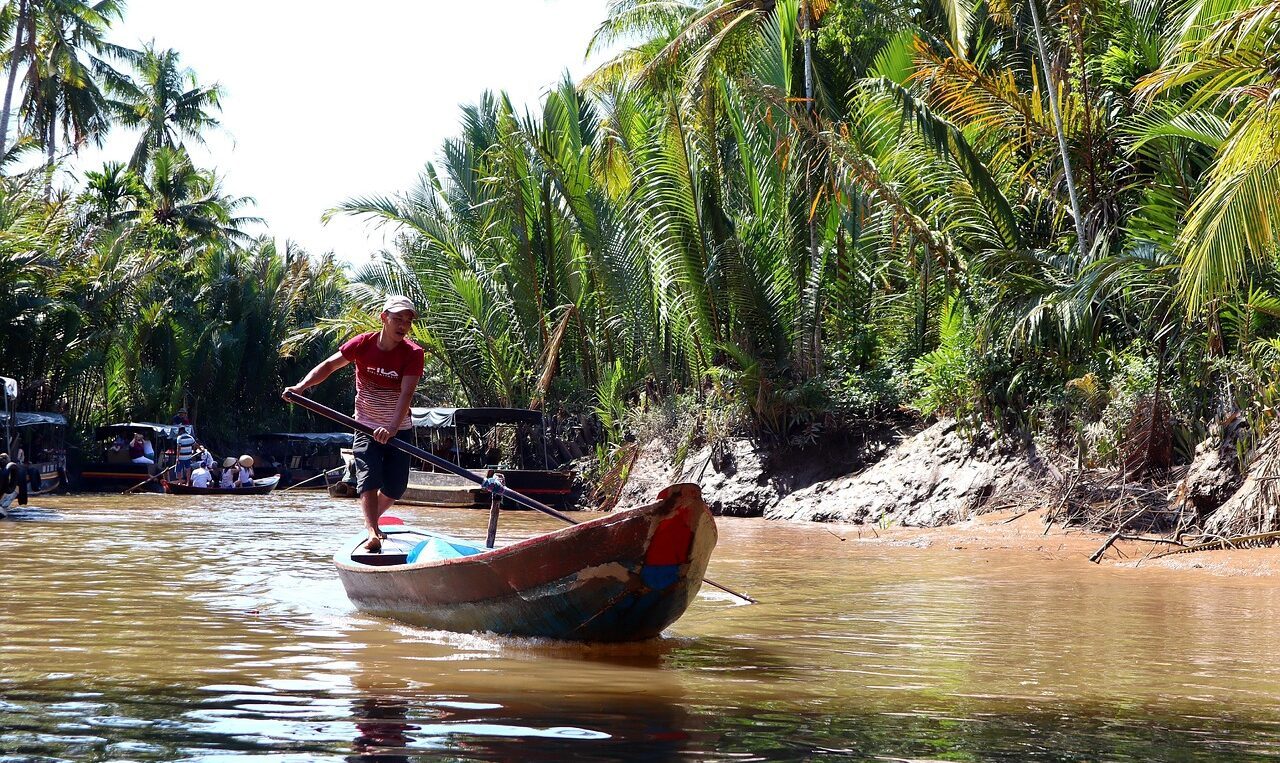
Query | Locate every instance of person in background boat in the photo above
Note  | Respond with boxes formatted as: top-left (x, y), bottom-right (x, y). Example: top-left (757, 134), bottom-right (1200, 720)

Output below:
top-left (0, 453), bottom-right (27, 516)
top-left (283, 295), bottom-right (424, 553)
top-left (171, 408), bottom-right (190, 427)
top-left (129, 433), bottom-right (154, 465)
top-left (219, 457), bottom-right (237, 488)
top-left (174, 426), bottom-right (196, 483)
top-left (189, 461), bottom-right (212, 489)
top-left (195, 443), bottom-right (215, 473)
top-left (237, 455), bottom-right (254, 487)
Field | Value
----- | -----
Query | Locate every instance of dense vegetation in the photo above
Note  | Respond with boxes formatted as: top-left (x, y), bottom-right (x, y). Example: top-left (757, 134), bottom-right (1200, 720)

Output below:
top-left (6, 0), bottom-right (1280, 508)
top-left (0, 1), bottom-right (353, 448)
top-left (335, 0), bottom-right (1280, 487)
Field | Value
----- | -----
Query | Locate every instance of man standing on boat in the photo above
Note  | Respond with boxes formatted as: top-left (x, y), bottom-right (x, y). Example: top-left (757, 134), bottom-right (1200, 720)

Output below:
top-left (174, 426), bottom-right (197, 483)
top-left (283, 296), bottom-right (423, 552)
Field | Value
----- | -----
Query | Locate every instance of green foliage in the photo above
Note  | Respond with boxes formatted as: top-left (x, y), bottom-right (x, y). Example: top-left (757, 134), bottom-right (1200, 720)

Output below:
top-left (909, 297), bottom-right (978, 420)
top-left (14, 0), bottom-right (1280, 482)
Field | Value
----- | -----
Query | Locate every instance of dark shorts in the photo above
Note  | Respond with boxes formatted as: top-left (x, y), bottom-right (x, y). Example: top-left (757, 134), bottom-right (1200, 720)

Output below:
top-left (353, 429), bottom-right (412, 500)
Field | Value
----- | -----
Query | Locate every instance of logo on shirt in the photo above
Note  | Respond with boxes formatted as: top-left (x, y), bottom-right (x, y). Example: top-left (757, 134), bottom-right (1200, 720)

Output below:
top-left (368, 367), bottom-right (400, 379)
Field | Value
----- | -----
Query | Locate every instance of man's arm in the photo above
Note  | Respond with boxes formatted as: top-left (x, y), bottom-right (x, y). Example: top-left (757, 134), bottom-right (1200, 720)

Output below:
top-left (283, 351), bottom-right (350, 398)
top-left (372, 373), bottom-right (420, 444)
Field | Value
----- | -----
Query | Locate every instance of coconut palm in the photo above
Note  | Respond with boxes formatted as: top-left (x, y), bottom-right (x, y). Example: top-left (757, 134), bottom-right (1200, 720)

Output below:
top-left (0, 0), bottom-right (33, 159)
top-left (1137, 0), bottom-right (1280, 314)
top-left (113, 44), bottom-right (221, 170)
top-left (17, 0), bottom-right (130, 169)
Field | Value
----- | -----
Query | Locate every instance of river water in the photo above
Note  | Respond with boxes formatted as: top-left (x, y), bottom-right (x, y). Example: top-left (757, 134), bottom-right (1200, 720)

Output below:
top-left (3, 492), bottom-right (1280, 761)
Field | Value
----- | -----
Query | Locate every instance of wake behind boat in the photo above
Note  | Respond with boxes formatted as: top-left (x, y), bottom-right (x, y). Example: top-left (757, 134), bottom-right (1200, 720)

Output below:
top-left (162, 474), bottom-right (281, 495)
top-left (333, 483), bottom-right (716, 642)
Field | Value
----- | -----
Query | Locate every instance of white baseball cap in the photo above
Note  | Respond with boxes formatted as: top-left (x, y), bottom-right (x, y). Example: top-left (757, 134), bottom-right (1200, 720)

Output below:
top-left (383, 295), bottom-right (417, 316)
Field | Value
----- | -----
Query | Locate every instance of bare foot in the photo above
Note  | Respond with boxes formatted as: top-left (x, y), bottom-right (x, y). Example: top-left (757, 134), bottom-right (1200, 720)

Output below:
top-left (365, 530), bottom-right (386, 553)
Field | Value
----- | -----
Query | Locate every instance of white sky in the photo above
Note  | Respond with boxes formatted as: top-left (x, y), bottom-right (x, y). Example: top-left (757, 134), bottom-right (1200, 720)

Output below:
top-left (68, 0), bottom-right (612, 266)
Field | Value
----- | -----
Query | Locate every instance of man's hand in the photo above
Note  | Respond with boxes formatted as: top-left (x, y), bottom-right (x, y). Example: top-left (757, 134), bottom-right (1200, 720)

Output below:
top-left (282, 383), bottom-right (306, 401)
top-left (372, 426), bottom-right (393, 444)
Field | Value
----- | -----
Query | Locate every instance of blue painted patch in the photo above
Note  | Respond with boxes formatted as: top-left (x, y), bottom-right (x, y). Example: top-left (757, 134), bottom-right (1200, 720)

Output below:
top-left (407, 537), bottom-right (483, 564)
top-left (641, 564), bottom-right (679, 591)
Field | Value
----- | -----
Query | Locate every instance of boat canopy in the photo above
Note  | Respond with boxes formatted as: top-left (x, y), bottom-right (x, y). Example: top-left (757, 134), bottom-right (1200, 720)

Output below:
top-left (0, 411), bottom-right (67, 428)
top-left (251, 432), bottom-right (353, 447)
top-left (95, 422), bottom-right (180, 440)
top-left (410, 407), bottom-right (545, 429)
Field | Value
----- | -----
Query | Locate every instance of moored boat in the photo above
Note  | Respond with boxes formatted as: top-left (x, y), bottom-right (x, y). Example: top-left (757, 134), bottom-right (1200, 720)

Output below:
top-left (249, 431), bottom-right (352, 488)
top-left (161, 474), bottom-right (281, 495)
top-left (76, 422), bottom-right (179, 491)
top-left (1, 377), bottom-right (68, 495)
top-left (334, 483), bottom-right (716, 642)
top-left (327, 406), bottom-right (577, 508)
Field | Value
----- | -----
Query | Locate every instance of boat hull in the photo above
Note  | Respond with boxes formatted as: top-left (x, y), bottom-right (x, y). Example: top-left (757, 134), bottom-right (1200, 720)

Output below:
top-left (334, 483), bottom-right (716, 642)
top-left (162, 475), bottom-right (281, 495)
top-left (77, 463), bottom-right (158, 491)
top-left (331, 468), bottom-right (577, 508)
top-left (400, 469), bottom-right (575, 508)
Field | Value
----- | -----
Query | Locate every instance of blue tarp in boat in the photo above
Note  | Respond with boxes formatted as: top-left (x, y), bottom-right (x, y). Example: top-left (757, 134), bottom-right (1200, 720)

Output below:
top-left (95, 422), bottom-right (181, 440)
top-left (410, 407), bottom-right (544, 429)
top-left (0, 411), bottom-right (67, 428)
top-left (251, 432), bottom-right (353, 447)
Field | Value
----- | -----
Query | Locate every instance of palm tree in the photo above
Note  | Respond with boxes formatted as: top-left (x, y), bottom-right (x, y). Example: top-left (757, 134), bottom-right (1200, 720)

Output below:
top-left (17, 0), bottom-right (129, 170)
top-left (0, 0), bottom-right (34, 159)
top-left (132, 146), bottom-right (260, 251)
top-left (1137, 0), bottom-right (1280, 314)
top-left (113, 44), bottom-right (221, 170)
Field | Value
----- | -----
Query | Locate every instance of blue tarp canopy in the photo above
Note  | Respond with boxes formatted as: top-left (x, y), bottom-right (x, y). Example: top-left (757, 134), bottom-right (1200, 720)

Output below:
top-left (0, 411), bottom-right (67, 428)
top-left (410, 407), bottom-right (544, 429)
top-left (95, 422), bottom-right (180, 440)
top-left (251, 432), bottom-right (353, 447)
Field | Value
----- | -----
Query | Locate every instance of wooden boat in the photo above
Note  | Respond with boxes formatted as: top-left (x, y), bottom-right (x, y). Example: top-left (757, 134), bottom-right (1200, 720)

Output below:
top-left (0, 404), bottom-right (68, 495)
top-left (249, 431), bottom-right (352, 488)
top-left (399, 470), bottom-right (482, 507)
top-left (28, 471), bottom-right (62, 496)
top-left (162, 474), bottom-right (281, 495)
top-left (77, 422), bottom-right (178, 491)
top-left (334, 483), bottom-right (716, 642)
top-left (405, 406), bottom-right (577, 508)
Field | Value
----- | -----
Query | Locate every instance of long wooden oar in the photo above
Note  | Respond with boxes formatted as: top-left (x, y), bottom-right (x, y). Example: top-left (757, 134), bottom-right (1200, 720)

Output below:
top-left (123, 463), bottom-right (175, 494)
top-left (283, 390), bottom-right (756, 604)
top-left (281, 466), bottom-right (345, 493)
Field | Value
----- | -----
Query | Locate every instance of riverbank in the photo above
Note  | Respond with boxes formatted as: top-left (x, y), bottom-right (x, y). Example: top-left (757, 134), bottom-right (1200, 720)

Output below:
top-left (611, 415), bottom-right (1280, 575)
top-left (850, 505), bottom-right (1280, 578)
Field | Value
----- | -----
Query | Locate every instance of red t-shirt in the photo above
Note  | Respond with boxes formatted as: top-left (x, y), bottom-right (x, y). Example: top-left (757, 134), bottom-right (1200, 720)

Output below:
top-left (340, 331), bottom-right (424, 430)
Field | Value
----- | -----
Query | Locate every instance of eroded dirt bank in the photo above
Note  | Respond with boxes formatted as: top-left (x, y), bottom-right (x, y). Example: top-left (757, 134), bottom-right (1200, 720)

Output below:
top-left (613, 416), bottom-right (1280, 574)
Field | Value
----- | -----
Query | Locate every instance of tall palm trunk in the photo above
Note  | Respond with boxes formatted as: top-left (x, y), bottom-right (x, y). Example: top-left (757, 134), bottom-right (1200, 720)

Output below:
top-left (801, 0), bottom-right (820, 375)
top-left (43, 113), bottom-right (53, 197)
top-left (0, 0), bottom-right (30, 159)
top-left (1028, 0), bottom-right (1087, 258)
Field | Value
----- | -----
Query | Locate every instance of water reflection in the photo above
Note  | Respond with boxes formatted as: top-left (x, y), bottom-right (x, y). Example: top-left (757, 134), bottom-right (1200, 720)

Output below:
top-left (349, 696), bottom-right (415, 762)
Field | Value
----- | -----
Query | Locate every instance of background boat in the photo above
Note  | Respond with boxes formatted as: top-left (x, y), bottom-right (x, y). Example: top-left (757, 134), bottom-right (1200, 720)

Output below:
top-left (328, 406), bottom-right (576, 508)
top-left (162, 474), bottom-right (281, 495)
top-left (1, 376), bottom-right (68, 495)
top-left (75, 422), bottom-right (179, 492)
top-left (249, 432), bottom-right (352, 488)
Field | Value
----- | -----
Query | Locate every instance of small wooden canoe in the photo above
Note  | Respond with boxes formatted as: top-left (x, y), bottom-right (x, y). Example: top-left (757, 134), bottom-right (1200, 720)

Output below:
top-left (162, 475), bottom-right (281, 496)
top-left (334, 483), bottom-right (716, 642)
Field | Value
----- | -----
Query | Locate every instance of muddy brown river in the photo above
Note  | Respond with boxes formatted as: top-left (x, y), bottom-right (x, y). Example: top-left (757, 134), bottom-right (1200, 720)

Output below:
top-left (3, 491), bottom-right (1280, 760)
